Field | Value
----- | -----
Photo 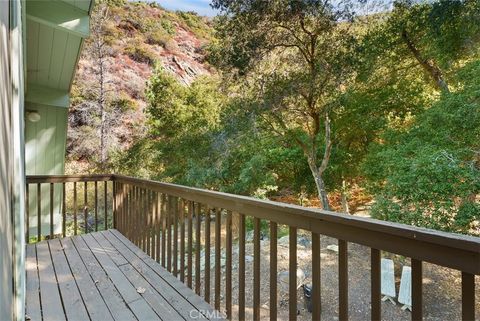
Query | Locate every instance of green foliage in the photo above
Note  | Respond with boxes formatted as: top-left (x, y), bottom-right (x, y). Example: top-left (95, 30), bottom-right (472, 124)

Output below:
top-left (364, 61), bottom-right (480, 235)
top-left (176, 11), bottom-right (212, 40)
top-left (111, 0), bottom-right (480, 236)
top-left (124, 40), bottom-right (157, 65)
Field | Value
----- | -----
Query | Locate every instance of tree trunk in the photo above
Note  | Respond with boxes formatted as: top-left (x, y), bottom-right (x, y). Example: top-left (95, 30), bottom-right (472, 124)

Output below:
top-left (401, 29), bottom-right (450, 93)
top-left (98, 59), bottom-right (107, 170)
top-left (308, 160), bottom-right (331, 210)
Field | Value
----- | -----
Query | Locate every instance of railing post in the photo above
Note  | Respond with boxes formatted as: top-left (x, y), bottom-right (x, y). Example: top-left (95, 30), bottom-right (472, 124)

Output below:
top-left (238, 213), bottom-right (246, 321)
top-left (371, 248), bottom-right (381, 321)
top-left (253, 217), bottom-right (261, 321)
top-left (339, 239), bottom-right (348, 321)
top-left (270, 222), bottom-right (278, 321)
top-left (412, 259), bottom-right (423, 321)
top-left (461, 272), bottom-right (475, 321)
top-left (113, 180), bottom-right (117, 229)
top-left (26, 184), bottom-right (30, 242)
top-left (289, 226), bottom-right (297, 321)
top-left (226, 210), bottom-right (233, 319)
top-left (312, 232), bottom-right (321, 321)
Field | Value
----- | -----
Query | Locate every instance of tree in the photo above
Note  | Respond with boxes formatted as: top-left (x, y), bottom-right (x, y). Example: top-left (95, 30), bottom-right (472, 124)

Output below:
top-left (210, 0), bottom-right (363, 210)
top-left (90, 4), bottom-right (112, 169)
top-left (363, 0), bottom-right (480, 94)
top-left (363, 61), bottom-right (480, 235)
top-left (115, 68), bottom-right (225, 182)
top-left (69, 2), bottom-right (138, 171)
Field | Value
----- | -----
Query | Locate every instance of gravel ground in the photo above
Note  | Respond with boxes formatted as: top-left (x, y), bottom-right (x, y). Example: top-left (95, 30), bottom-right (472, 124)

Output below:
top-left (197, 226), bottom-right (480, 321)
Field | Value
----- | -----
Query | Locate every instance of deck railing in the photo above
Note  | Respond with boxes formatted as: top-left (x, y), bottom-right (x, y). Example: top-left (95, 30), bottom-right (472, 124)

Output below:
top-left (26, 174), bottom-right (479, 321)
top-left (25, 175), bottom-right (115, 241)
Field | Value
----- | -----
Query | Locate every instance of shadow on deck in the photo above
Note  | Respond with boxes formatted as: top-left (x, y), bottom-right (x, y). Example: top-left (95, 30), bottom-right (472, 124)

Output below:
top-left (25, 229), bottom-right (225, 321)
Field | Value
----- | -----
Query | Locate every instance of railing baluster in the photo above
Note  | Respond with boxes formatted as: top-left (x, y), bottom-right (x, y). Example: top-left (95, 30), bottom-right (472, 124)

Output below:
top-left (195, 202), bottom-right (201, 295)
top-left (104, 181), bottom-right (108, 230)
top-left (161, 194), bottom-right (167, 267)
top-left (84, 181), bottom-right (88, 234)
top-left (167, 195), bottom-right (172, 272)
top-left (461, 272), bottom-right (475, 321)
top-left (62, 183), bottom-right (66, 238)
top-left (145, 189), bottom-right (149, 253)
top-left (147, 190), bottom-right (151, 256)
top-left (187, 201), bottom-right (194, 288)
top-left (156, 192), bottom-right (161, 263)
top-left (26, 184), bottom-right (30, 242)
top-left (145, 189), bottom-right (148, 252)
top-left (173, 197), bottom-right (179, 277)
top-left (239, 213), bottom-right (246, 321)
top-left (113, 181), bottom-right (117, 229)
top-left (94, 181), bottom-right (98, 232)
top-left (143, 188), bottom-right (148, 251)
top-left (226, 210), bottom-right (233, 319)
top-left (128, 185), bottom-right (133, 240)
top-left (148, 190), bottom-right (152, 257)
top-left (150, 190), bottom-right (154, 258)
top-left (289, 227), bottom-right (297, 321)
top-left (312, 232), bottom-right (321, 321)
top-left (146, 190), bottom-right (151, 257)
top-left (205, 206), bottom-right (211, 303)
top-left (254, 217), bottom-right (261, 321)
top-left (117, 182), bottom-right (121, 233)
top-left (73, 182), bottom-right (77, 236)
top-left (50, 183), bottom-right (54, 238)
top-left (270, 222), bottom-right (277, 321)
top-left (134, 186), bottom-right (139, 246)
top-left (133, 186), bottom-right (138, 246)
top-left (215, 208), bottom-right (221, 310)
top-left (180, 200), bottom-right (186, 282)
top-left (339, 239), bottom-right (348, 321)
top-left (38, 183), bottom-right (42, 240)
top-left (371, 248), bottom-right (381, 321)
top-left (412, 259), bottom-right (423, 321)
top-left (139, 188), bottom-right (144, 251)
top-left (121, 182), bottom-right (124, 232)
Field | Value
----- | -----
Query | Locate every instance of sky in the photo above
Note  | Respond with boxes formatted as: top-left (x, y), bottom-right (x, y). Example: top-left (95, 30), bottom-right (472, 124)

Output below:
top-left (157, 0), bottom-right (217, 17)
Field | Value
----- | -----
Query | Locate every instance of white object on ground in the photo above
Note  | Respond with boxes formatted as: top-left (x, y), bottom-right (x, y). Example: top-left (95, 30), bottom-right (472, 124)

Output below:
top-left (380, 258), bottom-right (396, 305)
top-left (326, 244), bottom-right (339, 253)
top-left (398, 266), bottom-right (412, 311)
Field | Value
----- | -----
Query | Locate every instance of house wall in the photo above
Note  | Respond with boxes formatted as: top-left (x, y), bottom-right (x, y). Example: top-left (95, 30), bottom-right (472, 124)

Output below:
top-left (25, 103), bottom-right (68, 236)
top-left (0, 1), bottom-right (26, 320)
top-left (0, 3), bottom-right (14, 319)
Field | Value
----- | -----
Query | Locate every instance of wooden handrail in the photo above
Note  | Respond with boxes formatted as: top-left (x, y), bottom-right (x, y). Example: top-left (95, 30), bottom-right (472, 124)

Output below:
top-left (26, 174), bottom-right (114, 183)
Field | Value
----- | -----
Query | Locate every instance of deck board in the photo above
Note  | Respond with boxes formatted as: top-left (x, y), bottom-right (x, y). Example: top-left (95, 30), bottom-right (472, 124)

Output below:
top-left (109, 229), bottom-right (225, 321)
top-left (25, 244), bottom-right (42, 321)
top-left (49, 239), bottom-right (90, 321)
top-left (36, 241), bottom-right (66, 321)
top-left (91, 232), bottom-right (184, 321)
top-left (26, 229), bottom-right (225, 321)
top-left (60, 237), bottom-right (115, 321)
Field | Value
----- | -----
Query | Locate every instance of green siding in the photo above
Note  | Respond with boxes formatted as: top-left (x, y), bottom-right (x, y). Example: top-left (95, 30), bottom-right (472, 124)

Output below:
top-left (25, 104), bottom-right (67, 237)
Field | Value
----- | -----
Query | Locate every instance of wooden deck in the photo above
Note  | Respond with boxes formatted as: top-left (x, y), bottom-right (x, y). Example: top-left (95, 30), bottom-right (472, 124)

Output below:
top-left (25, 229), bottom-right (225, 321)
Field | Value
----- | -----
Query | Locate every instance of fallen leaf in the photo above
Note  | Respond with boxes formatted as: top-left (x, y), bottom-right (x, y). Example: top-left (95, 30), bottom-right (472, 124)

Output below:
top-left (136, 287), bottom-right (146, 294)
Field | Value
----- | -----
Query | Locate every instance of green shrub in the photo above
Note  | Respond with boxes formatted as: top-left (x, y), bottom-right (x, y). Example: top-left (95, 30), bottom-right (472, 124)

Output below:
top-left (146, 29), bottom-right (173, 48)
top-left (124, 42), bottom-right (157, 65)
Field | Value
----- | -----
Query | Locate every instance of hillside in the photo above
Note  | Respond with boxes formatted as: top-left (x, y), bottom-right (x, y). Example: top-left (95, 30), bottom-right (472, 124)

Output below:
top-left (67, 1), bottom-right (213, 171)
